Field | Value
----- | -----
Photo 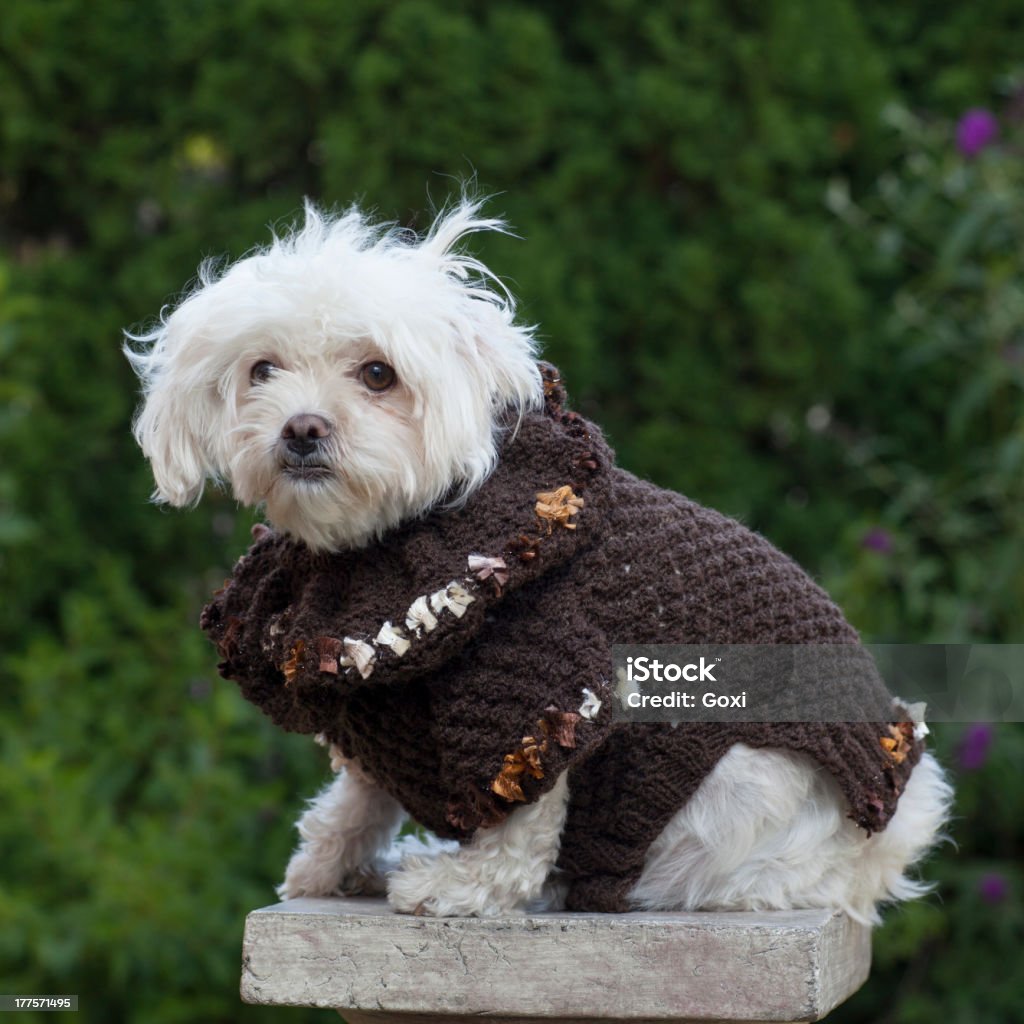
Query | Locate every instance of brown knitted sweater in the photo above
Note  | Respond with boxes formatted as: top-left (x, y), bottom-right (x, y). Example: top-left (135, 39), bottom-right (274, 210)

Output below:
top-left (201, 366), bottom-right (924, 912)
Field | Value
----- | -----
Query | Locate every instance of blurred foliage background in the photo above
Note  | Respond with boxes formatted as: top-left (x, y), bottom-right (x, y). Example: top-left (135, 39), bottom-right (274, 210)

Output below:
top-left (1, 2), bottom-right (1022, 1021)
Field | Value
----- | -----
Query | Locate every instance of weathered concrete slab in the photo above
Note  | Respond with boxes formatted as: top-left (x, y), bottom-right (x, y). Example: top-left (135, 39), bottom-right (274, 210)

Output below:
top-left (241, 897), bottom-right (870, 1023)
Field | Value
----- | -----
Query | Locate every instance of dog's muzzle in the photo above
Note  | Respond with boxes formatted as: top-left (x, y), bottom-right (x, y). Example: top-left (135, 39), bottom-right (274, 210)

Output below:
top-left (278, 414), bottom-right (333, 479)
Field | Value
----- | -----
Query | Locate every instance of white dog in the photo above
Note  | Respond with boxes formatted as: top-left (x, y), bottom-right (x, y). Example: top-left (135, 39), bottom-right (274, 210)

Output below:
top-left (127, 199), bottom-right (951, 922)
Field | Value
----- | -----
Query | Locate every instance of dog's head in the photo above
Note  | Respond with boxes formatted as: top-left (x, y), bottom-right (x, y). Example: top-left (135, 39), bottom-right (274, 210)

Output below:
top-left (126, 200), bottom-right (542, 551)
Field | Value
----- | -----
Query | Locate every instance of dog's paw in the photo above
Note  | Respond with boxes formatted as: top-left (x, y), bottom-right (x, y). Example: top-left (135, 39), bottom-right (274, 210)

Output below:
top-left (385, 855), bottom-right (441, 915)
top-left (387, 857), bottom-right (465, 917)
top-left (386, 854), bottom-right (524, 918)
top-left (279, 846), bottom-right (395, 900)
top-left (277, 847), bottom-right (347, 900)
top-left (338, 862), bottom-right (389, 897)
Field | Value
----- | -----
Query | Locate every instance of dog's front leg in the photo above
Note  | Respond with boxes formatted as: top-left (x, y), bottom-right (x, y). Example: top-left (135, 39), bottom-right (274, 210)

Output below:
top-left (387, 772), bottom-right (570, 917)
top-left (278, 761), bottom-right (406, 900)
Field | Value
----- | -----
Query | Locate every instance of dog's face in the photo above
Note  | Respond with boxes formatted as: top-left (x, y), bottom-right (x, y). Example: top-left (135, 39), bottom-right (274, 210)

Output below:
top-left (127, 201), bottom-right (541, 551)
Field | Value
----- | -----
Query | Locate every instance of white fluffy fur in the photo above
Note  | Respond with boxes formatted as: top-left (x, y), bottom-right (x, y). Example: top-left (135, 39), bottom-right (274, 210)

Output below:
top-left (277, 760), bottom-right (405, 900)
top-left (126, 198), bottom-right (542, 550)
top-left (629, 745), bottom-right (951, 924)
top-left (279, 748), bottom-right (950, 921)
top-left (386, 772), bottom-right (570, 917)
top-left (130, 199), bottom-right (951, 919)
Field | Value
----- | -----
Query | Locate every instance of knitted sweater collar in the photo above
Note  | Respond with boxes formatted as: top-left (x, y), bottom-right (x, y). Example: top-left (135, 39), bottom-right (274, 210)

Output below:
top-left (201, 364), bottom-right (616, 725)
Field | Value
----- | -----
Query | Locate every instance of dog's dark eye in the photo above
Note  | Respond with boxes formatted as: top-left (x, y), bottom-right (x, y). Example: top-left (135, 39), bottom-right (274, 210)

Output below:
top-left (250, 360), bottom-right (277, 385)
top-left (359, 361), bottom-right (396, 393)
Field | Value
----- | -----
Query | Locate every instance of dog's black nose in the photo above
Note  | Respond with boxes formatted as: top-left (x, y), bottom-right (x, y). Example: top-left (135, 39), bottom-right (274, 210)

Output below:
top-left (281, 414), bottom-right (332, 456)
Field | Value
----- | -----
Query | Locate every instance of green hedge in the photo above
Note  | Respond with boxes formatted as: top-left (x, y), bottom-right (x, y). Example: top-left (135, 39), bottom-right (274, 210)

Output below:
top-left (1, 3), bottom-right (1021, 1021)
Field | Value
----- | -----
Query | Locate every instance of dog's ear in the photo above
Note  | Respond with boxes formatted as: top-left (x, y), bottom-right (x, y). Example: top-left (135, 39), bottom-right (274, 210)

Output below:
top-left (419, 198), bottom-right (544, 416)
top-left (125, 322), bottom-right (221, 507)
top-left (464, 301), bottom-right (543, 416)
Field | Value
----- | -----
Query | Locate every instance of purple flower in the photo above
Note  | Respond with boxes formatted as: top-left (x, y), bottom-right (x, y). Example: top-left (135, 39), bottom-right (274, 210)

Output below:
top-left (861, 527), bottom-right (893, 555)
top-left (957, 722), bottom-right (994, 771)
top-left (978, 872), bottom-right (1009, 905)
top-left (956, 109), bottom-right (999, 158)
